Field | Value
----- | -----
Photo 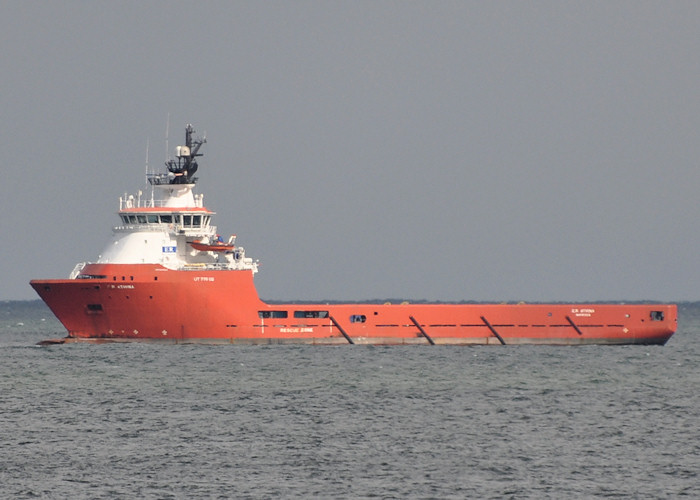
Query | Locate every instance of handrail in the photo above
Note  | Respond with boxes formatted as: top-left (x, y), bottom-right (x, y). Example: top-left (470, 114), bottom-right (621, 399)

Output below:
top-left (179, 262), bottom-right (256, 271)
top-left (119, 192), bottom-right (205, 210)
top-left (119, 199), bottom-right (208, 210)
top-left (69, 262), bottom-right (87, 279)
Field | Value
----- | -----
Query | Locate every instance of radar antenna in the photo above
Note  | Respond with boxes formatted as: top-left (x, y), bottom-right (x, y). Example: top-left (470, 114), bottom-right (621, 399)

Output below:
top-left (164, 124), bottom-right (206, 184)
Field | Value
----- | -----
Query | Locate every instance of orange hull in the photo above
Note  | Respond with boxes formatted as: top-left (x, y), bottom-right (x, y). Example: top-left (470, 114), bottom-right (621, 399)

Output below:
top-left (31, 263), bottom-right (677, 345)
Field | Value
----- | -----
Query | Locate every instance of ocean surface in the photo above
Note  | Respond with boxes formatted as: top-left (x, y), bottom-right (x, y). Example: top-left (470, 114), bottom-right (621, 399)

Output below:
top-left (1, 301), bottom-right (698, 499)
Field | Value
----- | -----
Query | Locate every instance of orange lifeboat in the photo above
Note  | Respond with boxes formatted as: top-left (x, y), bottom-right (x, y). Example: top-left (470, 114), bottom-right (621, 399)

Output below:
top-left (189, 239), bottom-right (234, 252)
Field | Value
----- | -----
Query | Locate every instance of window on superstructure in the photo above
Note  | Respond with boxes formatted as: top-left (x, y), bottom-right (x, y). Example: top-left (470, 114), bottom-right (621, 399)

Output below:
top-left (193, 215), bottom-right (201, 226)
top-left (128, 215), bottom-right (137, 224)
top-left (183, 215), bottom-right (192, 226)
top-left (147, 215), bottom-right (158, 224)
top-left (203, 216), bottom-right (210, 226)
top-left (121, 215), bottom-right (129, 224)
top-left (160, 215), bottom-right (172, 224)
top-left (137, 215), bottom-right (147, 224)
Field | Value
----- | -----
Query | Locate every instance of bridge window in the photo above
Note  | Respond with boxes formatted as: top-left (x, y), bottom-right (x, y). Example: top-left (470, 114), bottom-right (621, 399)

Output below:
top-left (160, 215), bottom-right (172, 223)
top-left (193, 215), bottom-right (201, 226)
top-left (147, 215), bottom-right (159, 223)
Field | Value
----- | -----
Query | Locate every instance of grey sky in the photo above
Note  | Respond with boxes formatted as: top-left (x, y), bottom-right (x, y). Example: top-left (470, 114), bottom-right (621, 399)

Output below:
top-left (2, 1), bottom-right (699, 302)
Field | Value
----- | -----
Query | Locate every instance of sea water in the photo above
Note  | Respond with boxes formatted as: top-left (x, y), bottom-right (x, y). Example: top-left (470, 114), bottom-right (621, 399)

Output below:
top-left (1, 301), bottom-right (698, 499)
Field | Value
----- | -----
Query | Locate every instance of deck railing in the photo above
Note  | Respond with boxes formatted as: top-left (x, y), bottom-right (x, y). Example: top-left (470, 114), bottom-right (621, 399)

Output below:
top-left (69, 262), bottom-right (87, 279)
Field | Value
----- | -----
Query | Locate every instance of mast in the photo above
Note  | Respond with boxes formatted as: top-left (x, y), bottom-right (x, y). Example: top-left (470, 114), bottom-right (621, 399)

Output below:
top-left (164, 124), bottom-right (206, 184)
top-left (147, 124), bottom-right (207, 187)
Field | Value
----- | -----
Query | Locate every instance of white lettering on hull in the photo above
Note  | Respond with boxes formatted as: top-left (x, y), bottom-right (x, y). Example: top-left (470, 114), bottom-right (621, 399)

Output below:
top-left (571, 308), bottom-right (595, 317)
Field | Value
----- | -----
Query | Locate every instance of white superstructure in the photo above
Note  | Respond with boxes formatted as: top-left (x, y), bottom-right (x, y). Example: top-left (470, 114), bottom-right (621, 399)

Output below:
top-left (92, 125), bottom-right (257, 272)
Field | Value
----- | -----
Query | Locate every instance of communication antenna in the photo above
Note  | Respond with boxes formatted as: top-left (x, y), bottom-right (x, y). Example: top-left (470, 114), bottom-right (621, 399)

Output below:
top-left (165, 112), bottom-right (170, 161)
top-left (145, 137), bottom-right (150, 180)
top-left (146, 137), bottom-right (155, 205)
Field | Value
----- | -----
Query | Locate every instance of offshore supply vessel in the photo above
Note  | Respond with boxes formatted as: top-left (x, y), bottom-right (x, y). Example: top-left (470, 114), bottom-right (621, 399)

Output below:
top-left (31, 125), bottom-right (677, 345)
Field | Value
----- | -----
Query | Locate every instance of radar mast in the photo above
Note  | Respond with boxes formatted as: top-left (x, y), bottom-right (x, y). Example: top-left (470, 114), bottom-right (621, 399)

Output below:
top-left (153, 124), bottom-right (207, 185)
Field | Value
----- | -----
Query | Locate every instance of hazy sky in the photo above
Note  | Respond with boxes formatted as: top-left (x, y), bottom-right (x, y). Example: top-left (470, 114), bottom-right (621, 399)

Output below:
top-left (2, 1), bottom-right (699, 302)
